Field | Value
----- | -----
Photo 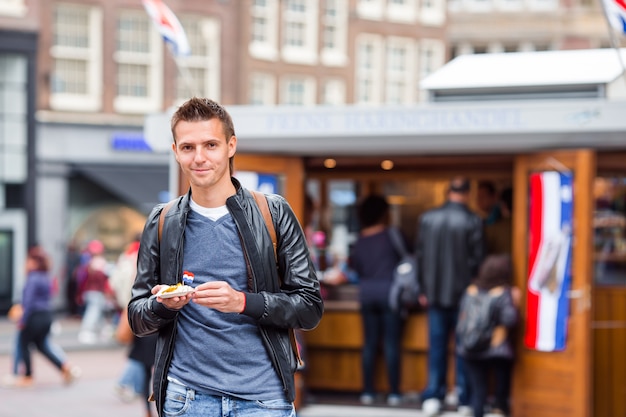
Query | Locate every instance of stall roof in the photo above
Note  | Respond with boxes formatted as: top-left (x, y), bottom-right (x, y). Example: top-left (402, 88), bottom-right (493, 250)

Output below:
top-left (420, 48), bottom-right (626, 91)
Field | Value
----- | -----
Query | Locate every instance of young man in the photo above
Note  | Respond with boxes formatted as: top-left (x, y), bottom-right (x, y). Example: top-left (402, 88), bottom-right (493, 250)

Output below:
top-left (127, 97), bottom-right (324, 417)
top-left (415, 177), bottom-right (485, 416)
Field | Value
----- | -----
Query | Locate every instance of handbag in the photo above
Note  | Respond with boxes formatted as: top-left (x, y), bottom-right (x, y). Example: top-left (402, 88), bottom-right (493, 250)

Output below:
top-left (8, 303), bottom-right (23, 322)
top-left (387, 227), bottom-right (420, 317)
top-left (115, 307), bottom-right (134, 344)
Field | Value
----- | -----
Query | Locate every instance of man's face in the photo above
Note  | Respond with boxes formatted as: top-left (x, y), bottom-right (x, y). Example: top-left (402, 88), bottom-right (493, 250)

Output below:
top-left (172, 118), bottom-right (236, 191)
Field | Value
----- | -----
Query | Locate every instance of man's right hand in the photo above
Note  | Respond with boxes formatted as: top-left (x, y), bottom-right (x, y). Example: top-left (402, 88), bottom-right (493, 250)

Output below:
top-left (152, 284), bottom-right (194, 310)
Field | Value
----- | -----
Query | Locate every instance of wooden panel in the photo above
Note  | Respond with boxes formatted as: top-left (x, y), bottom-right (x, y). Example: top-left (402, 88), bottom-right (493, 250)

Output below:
top-left (593, 287), bottom-right (626, 417)
top-left (235, 154), bottom-right (305, 222)
top-left (512, 150), bottom-right (595, 417)
top-left (303, 308), bottom-right (453, 394)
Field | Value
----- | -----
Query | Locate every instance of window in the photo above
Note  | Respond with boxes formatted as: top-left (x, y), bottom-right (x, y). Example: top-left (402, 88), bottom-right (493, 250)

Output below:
top-left (0, 0), bottom-right (26, 16)
top-left (249, 72), bottom-right (276, 105)
top-left (528, 0), bottom-right (558, 11)
top-left (280, 76), bottom-right (316, 105)
top-left (114, 9), bottom-right (162, 114)
top-left (357, 0), bottom-right (384, 20)
top-left (494, 0), bottom-right (523, 12)
top-left (249, 0), bottom-right (279, 61)
top-left (175, 17), bottom-right (220, 103)
top-left (419, 39), bottom-right (445, 79)
top-left (321, 0), bottom-right (348, 66)
top-left (0, 53), bottom-right (27, 183)
top-left (463, 0), bottom-right (493, 12)
top-left (50, 3), bottom-right (102, 112)
top-left (421, 0), bottom-right (446, 26)
top-left (418, 39), bottom-right (445, 101)
top-left (321, 79), bottom-right (346, 105)
top-left (355, 35), bottom-right (383, 105)
top-left (387, 0), bottom-right (417, 23)
top-left (385, 38), bottom-right (415, 104)
top-left (282, 0), bottom-right (318, 64)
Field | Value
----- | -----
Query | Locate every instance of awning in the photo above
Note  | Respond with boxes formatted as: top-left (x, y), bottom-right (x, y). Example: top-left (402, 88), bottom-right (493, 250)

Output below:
top-left (74, 164), bottom-right (169, 214)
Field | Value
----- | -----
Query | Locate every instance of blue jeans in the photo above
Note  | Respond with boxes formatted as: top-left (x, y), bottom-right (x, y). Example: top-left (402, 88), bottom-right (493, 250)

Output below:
top-left (360, 301), bottom-right (402, 395)
top-left (118, 358), bottom-right (145, 394)
top-left (80, 291), bottom-right (107, 334)
top-left (163, 378), bottom-right (295, 417)
top-left (422, 306), bottom-right (469, 406)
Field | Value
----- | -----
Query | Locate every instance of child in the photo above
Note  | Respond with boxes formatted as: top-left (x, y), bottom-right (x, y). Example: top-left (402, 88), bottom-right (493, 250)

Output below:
top-left (456, 254), bottom-right (520, 417)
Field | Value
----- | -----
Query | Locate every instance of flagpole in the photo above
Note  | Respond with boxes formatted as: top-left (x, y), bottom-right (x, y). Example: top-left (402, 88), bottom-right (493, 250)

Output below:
top-left (600, 0), bottom-right (626, 83)
top-left (168, 45), bottom-right (199, 98)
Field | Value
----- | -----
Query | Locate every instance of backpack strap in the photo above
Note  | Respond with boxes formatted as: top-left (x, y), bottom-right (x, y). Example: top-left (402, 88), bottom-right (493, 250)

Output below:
top-left (158, 199), bottom-right (177, 243)
top-left (250, 190), bottom-right (303, 367)
top-left (251, 190), bottom-right (277, 261)
top-left (388, 227), bottom-right (408, 257)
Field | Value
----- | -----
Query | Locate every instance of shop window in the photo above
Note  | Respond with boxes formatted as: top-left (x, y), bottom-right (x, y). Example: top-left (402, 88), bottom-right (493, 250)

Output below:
top-left (0, 230), bottom-right (13, 311)
top-left (594, 176), bottom-right (626, 285)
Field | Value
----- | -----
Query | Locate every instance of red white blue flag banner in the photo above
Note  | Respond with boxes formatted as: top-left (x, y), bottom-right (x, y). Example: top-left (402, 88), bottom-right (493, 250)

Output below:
top-left (602, 0), bottom-right (626, 34)
top-left (525, 171), bottom-right (573, 352)
top-left (142, 0), bottom-right (191, 57)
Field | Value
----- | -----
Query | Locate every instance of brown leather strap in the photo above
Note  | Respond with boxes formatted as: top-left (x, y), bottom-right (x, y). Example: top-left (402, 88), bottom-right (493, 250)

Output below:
top-left (251, 190), bottom-right (277, 261)
top-left (158, 200), bottom-right (177, 243)
top-left (250, 190), bottom-right (303, 367)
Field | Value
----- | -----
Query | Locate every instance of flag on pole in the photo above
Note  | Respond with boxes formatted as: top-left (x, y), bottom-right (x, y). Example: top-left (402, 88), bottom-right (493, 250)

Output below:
top-left (602, 0), bottom-right (626, 34)
top-left (142, 0), bottom-right (191, 57)
top-left (524, 171), bottom-right (573, 352)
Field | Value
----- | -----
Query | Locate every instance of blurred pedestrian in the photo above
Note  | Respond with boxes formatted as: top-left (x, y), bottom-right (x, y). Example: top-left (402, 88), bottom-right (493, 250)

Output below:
top-left (77, 240), bottom-right (115, 344)
top-left (485, 187), bottom-right (513, 256)
top-left (110, 234), bottom-right (157, 417)
top-left (477, 181), bottom-right (501, 225)
top-left (416, 177), bottom-right (485, 416)
top-left (456, 254), bottom-right (520, 417)
top-left (349, 194), bottom-right (404, 406)
top-left (63, 240), bottom-right (82, 317)
top-left (8, 246), bottom-right (81, 387)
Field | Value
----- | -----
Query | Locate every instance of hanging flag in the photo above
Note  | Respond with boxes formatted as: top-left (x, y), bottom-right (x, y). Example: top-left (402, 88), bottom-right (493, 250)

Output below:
top-left (602, 0), bottom-right (626, 34)
top-left (142, 0), bottom-right (191, 57)
top-left (524, 171), bottom-right (573, 352)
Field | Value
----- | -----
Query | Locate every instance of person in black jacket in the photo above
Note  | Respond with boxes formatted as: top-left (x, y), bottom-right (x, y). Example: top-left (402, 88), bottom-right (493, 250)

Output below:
top-left (415, 177), bottom-right (485, 416)
top-left (127, 97), bottom-right (323, 417)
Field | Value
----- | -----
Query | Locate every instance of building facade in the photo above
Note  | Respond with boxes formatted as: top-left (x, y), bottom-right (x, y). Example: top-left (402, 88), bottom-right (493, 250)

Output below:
top-left (0, 0), bottom-right (450, 311)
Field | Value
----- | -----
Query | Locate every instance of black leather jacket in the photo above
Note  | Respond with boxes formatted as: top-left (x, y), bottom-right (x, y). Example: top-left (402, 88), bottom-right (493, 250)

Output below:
top-left (127, 178), bottom-right (324, 414)
top-left (416, 201), bottom-right (484, 308)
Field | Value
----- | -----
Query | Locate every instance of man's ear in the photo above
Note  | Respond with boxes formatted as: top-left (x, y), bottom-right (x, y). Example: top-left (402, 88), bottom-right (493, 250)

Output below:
top-left (228, 135), bottom-right (237, 157)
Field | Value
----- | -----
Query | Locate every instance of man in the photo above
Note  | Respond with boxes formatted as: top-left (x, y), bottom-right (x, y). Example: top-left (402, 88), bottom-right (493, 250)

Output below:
top-left (485, 187), bottom-right (513, 255)
top-left (127, 97), bottom-right (324, 417)
top-left (416, 177), bottom-right (485, 416)
top-left (476, 180), bottom-right (501, 225)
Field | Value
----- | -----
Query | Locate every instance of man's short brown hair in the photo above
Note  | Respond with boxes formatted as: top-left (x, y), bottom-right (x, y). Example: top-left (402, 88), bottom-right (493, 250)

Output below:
top-left (171, 97), bottom-right (236, 173)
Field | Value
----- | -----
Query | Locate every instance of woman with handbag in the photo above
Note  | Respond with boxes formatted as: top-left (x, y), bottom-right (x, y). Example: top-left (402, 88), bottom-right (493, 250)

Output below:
top-left (349, 195), bottom-right (406, 407)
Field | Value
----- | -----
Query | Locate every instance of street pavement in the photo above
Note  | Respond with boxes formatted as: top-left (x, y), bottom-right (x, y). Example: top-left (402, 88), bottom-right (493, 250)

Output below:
top-left (0, 316), bottom-right (473, 417)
